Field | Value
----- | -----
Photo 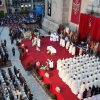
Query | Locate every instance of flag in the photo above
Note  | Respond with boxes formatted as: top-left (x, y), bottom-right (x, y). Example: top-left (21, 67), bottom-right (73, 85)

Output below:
top-left (71, 0), bottom-right (82, 24)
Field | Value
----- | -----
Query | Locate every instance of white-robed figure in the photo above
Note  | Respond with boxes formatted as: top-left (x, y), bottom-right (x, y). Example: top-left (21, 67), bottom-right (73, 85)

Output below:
top-left (50, 33), bottom-right (54, 41)
top-left (78, 82), bottom-right (86, 99)
top-left (71, 78), bottom-right (79, 95)
top-left (36, 37), bottom-right (41, 51)
top-left (32, 37), bottom-right (37, 46)
top-left (62, 39), bottom-right (65, 47)
top-left (59, 32), bottom-right (63, 46)
top-left (57, 59), bottom-right (62, 70)
top-left (69, 42), bottom-right (73, 54)
top-left (72, 45), bottom-right (76, 55)
top-left (55, 33), bottom-right (59, 41)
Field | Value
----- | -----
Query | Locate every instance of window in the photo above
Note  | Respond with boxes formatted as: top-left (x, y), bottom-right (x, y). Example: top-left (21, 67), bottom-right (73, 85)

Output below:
top-left (0, 0), bottom-right (2, 5)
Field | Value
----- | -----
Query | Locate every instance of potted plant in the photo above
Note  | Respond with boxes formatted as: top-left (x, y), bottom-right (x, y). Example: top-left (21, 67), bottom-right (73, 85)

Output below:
top-left (38, 76), bottom-right (43, 83)
top-left (43, 83), bottom-right (50, 91)
top-left (38, 76), bottom-right (43, 80)
top-left (50, 94), bottom-right (56, 100)
top-left (33, 68), bottom-right (38, 76)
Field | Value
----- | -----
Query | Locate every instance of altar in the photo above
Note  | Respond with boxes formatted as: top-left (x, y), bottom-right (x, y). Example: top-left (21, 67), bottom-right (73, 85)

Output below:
top-left (47, 46), bottom-right (56, 55)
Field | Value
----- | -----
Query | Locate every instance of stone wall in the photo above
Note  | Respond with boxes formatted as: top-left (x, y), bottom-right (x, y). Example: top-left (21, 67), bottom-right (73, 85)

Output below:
top-left (68, 0), bottom-right (90, 32)
top-left (42, 0), bottom-right (91, 32)
top-left (42, 0), bottom-right (63, 32)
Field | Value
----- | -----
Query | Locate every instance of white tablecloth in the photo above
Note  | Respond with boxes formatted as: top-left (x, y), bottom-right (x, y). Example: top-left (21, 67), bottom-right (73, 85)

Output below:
top-left (47, 46), bottom-right (56, 54)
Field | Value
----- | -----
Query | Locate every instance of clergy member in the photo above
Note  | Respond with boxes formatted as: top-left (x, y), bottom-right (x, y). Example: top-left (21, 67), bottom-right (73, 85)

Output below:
top-left (36, 36), bottom-right (41, 51)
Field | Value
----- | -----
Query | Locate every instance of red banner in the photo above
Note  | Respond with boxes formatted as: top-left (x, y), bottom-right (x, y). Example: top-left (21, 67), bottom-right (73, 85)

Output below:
top-left (71, 0), bottom-right (82, 24)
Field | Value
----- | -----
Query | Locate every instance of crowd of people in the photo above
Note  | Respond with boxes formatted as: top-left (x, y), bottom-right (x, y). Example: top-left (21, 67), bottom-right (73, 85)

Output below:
top-left (0, 66), bottom-right (33, 100)
top-left (57, 54), bottom-right (100, 100)
top-left (0, 40), bottom-right (9, 66)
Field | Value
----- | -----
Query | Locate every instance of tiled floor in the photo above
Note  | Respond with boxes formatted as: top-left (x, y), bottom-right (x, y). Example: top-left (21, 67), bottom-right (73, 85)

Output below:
top-left (0, 26), bottom-right (51, 100)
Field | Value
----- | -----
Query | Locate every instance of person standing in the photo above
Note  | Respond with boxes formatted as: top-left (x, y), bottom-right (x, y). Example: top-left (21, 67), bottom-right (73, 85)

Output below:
top-left (36, 37), bottom-right (41, 51)
top-left (3, 55), bottom-right (7, 65)
top-left (12, 47), bottom-right (15, 56)
top-left (5, 52), bottom-right (9, 61)
top-left (4, 39), bottom-right (6, 46)
top-left (11, 37), bottom-right (14, 44)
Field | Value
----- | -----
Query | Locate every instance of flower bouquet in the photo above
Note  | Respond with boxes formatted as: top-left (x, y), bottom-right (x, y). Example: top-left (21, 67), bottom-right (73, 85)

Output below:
top-left (45, 72), bottom-right (50, 78)
top-left (40, 65), bottom-right (48, 71)
top-left (55, 86), bottom-right (61, 93)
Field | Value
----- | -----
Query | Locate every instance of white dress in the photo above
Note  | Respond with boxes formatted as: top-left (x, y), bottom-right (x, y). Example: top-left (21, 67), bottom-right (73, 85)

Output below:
top-left (62, 70), bottom-right (67, 82)
top-left (65, 74), bottom-right (71, 85)
top-left (50, 34), bottom-right (54, 41)
top-left (49, 61), bottom-right (54, 68)
top-left (32, 37), bottom-right (37, 46)
top-left (62, 39), bottom-right (65, 47)
top-left (37, 38), bottom-right (41, 47)
top-left (52, 34), bottom-right (56, 42)
top-left (60, 38), bottom-right (63, 46)
top-left (78, 84), bottom-right (85, 99)
top-left (69, 44), bottom-right (73, 53)
top-left (67, 77), bottom-right (74, 87)
top-left (72, 46), bottom-right (76, 55)
top-left (71, 80), bottom-right (78, 95)
top-left (56, 35), bottom-right (59, 41)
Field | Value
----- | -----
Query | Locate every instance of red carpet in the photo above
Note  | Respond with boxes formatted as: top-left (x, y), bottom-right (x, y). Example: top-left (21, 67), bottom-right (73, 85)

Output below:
top-left (21, 37), bottom-right (79, 100)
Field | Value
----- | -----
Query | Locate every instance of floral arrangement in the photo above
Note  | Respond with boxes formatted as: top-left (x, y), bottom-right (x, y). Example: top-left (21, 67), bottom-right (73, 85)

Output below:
top-left (40, 65), bottom-right (49, 71)
top-left (36, 62), bottom-right (40, 66)
top-left (45, 72), bottom-right (50, 78)
top-left (55, 86), bottom-right (61, 93)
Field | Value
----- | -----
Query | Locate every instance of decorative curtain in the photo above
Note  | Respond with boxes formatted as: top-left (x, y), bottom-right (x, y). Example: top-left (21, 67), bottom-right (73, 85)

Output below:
top-left (71, 0), bottom-right (82, 24)
top-left (78, 13), bottom-right (100, 42)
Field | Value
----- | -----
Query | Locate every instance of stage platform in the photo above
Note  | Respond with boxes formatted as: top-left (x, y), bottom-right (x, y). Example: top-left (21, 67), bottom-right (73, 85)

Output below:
top-left (20, 36), bottom-right (79, 100)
